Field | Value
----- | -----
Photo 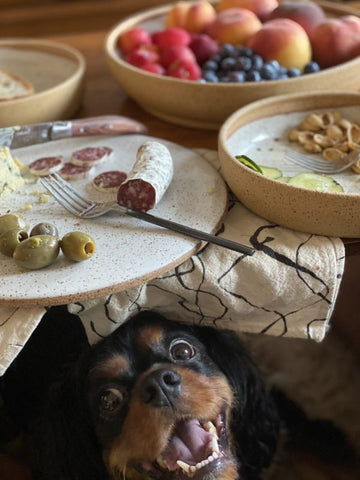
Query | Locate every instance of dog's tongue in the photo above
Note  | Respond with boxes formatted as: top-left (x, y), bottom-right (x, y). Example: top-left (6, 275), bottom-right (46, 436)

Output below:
top-left (161, 419), bottom-right (214, 469)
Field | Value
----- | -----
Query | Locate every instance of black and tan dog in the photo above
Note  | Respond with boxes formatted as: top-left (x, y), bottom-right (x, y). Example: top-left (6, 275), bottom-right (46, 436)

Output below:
top-left (29, 310), bottom-right (279, 480)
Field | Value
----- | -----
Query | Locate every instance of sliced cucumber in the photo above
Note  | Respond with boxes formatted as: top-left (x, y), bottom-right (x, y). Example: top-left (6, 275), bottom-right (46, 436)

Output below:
top-left (277, 177), bottom-right (291, 183)
top-left (288, 173), bottom-right (344, 192)
top-left (235, 155), bottom-right (263, 174)
top-left (259, 166), bottom-right (283, 180)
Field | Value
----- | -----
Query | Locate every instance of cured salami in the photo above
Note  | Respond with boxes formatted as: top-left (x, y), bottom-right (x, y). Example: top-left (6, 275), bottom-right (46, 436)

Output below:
top-left (59, 162), bottom-right (94, 180)
top-left (70, 146), bottom-right (113, 166)
top-left (92, 170), bottom-right (127, 192)
top-left (28, 156), bottom-right (63, 176)
top-left (117, 141), bottom-right (173, 212)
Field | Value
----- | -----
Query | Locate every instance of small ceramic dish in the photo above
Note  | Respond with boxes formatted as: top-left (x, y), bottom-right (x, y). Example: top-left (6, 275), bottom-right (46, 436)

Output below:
top-left (0, 38), bottom-right (85, 127)
top-left (105, 1), bottom-right (360, 130)
top-left (218, 91), bottom-right (360, 238)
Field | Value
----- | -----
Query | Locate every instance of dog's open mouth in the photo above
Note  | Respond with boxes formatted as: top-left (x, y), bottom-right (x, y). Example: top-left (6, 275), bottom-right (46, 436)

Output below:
top-left (143, 414), bottom-right (229, 478)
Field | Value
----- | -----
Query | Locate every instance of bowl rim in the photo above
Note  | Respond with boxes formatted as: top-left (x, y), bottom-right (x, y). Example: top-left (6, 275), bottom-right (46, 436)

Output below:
top-left (105, 0), bottom-right (360, 89)
top-left (218, 90), bottom-right (360, 199)
top-left (0, 38), bottom-right (86, 106)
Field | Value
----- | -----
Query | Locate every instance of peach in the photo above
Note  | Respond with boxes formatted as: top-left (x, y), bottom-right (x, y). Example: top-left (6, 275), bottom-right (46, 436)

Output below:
top-left (206, 8), bottom-right (262, 45)
top-left (247, 18), bottom-right (312, 70)
top-left (268, 1), bottom-right (326, 37)
top-left (165, 2), bottom-right (191, 29)
top-left (217, 0), bottom-right (278, 22)
top-left (184, 1), bottom-right (217, 33)
top-left (311, 15), bottom-right (360, 68)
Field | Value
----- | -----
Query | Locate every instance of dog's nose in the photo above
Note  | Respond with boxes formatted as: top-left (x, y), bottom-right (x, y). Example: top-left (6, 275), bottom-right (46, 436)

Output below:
top-left (141, 369), bottom-right (181, 407)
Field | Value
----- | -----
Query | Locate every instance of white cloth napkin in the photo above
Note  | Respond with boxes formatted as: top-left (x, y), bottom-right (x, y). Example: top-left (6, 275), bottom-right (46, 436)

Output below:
top-left (0, 149), bottom-right (345, 375)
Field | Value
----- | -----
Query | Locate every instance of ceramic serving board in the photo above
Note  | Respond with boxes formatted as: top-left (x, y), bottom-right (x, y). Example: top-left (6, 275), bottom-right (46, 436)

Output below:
top-left (0, 134), bottom-right (228, 306)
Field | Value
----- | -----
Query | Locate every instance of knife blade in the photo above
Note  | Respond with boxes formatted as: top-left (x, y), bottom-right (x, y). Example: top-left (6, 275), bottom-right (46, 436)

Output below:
top-left (0, 115), bottom-right (148, 149)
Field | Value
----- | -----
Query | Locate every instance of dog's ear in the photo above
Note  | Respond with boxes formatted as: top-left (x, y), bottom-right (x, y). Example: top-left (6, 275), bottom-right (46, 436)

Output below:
top-left (192, 326), bottom-right (279, 479)
top-left (31, 353), bottom-right (108, 480)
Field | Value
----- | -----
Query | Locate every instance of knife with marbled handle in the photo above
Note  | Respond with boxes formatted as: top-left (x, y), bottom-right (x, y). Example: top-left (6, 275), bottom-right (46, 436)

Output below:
top-left (0, 115), bottom-right (148, 149)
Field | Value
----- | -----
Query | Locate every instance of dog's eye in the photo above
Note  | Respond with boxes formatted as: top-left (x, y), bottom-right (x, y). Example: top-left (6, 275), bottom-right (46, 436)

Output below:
top-left (99, 388), bottom-right (123, 413)
top-left (170, 340), bottom-right (196, 361)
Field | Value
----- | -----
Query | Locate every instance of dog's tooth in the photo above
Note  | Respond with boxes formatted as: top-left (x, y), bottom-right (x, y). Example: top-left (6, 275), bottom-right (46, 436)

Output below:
top-left (190, 466), bottom-right (197, 473)
top-left (212, 451), bottom-right (219, 460)
top-left (212, 435), bottom-right (220, 453)
top-left (177, 460), bottom-right (191, 475)
top-left (204, 421), bottom-right (217, 437)
top-left (196, 462), bottom-right (202, 469)
top-left (207, 455), bottom-right (214, 462)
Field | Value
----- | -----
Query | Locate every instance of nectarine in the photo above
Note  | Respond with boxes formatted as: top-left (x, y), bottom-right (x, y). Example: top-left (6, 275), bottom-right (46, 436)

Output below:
top-left (247, 18), bottom-right (312, 70)
top-left (206, 8), bottom-right (262, 45)
top-left (311, 15), bottom-right (360, 68)
top-left (184, 1), bottom-right (217, 33)
top-left (268, 1), bottom-right (326, 37)
top-left (165, 2), bottom-right (191, 29)
top-left (217, 0), bottom-right (278, 22)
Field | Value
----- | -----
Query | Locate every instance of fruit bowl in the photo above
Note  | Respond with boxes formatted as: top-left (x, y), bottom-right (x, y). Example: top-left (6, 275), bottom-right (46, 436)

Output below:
top-left (105, 1), bottom-right (360, 130)
top-left (218, 91), bottom-right (360, 237)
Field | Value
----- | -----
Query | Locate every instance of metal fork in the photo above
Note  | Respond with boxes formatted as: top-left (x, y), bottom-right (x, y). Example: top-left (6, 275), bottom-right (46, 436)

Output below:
top-left (40, 173), bottom-right (254, 256)
top-left (285, 149), bottom-right (360, 174)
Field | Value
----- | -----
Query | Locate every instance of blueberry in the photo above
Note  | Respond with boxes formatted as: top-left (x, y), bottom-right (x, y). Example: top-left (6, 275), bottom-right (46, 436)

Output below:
top-left (303, 61), bottom-right (321, 74)
top-left (266, 60), bottom-right (281, 71)
top-left (260, 63), bottom-right (278, 80)
top-left (251, 54), bottom-right (263, 70)
top-left (210, 53), bottom-right (222, 64)
top-left (203, 59), bottom-right (218, 71)
top-left (202, 70), bottom-right (219, 82)
top-left (287, 67), bottom-right (301, 77)
top-left (235, 45), bottom-right (253, 57)
top-left (246, 70), bottom-right (262, 82)
top-left (221, 57), bottom-right (237, 71)
top-left (219, 43), bottom-right (235, 57)
top-left (235, 56), bottom-right (252, 72)
top-left (228, 71), bottom-right (246, 83)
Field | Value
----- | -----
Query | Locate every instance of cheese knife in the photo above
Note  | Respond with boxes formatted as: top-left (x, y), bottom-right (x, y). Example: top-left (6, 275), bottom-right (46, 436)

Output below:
top-left (0, 115), bottom-right (148, 149)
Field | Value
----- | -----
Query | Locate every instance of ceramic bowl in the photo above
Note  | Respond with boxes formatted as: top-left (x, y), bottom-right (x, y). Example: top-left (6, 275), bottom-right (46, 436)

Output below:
top-left (0, 38), bottom-right (85, 127)
top-left (105, 1), bottom-right (360, 130)
top-left (218, 91), bottom-right (360, 237)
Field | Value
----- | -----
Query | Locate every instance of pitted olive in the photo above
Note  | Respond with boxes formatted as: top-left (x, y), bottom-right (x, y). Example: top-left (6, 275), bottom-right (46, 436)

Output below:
top-left (60, 231), bottom-right (96, 262)
top-left (13, 235), bottom-right (60, 270)
top-left (0, 228), bottom-right (28, 257)
top-left (30, 222), bottom-right (59, 238)
top-left (0, 213), bottom-right (28, 236)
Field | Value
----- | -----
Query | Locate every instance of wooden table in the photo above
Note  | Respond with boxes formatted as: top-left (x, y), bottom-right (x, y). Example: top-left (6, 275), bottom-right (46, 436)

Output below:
top-left (2, 1), bottom-right (360, 353)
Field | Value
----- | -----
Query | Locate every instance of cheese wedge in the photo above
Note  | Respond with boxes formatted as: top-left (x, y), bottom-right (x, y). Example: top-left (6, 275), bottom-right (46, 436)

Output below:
top-left (0, 147), bottom-right (25, 197)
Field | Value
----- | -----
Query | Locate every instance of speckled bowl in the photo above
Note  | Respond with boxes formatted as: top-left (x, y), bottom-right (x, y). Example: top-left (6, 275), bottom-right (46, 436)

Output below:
top-left (218, 91), bottom-right (360, 237)
top-left (105, 1), bottom-right (360, 130)
top-left (0, 38), bottom-right (85, 127)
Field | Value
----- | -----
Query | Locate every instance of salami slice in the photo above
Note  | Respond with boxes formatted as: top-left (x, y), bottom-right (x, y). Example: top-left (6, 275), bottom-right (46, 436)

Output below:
top-left (28, 156), bottom-right (63, 176)
top-left (117, 141), bottom-right (173, 212)
top-left (70, 146), bottom-right (113, 166)
top-left (59, 162), bottom-right (94, 180)
top-left (92, 170), bottom-right (127, 192)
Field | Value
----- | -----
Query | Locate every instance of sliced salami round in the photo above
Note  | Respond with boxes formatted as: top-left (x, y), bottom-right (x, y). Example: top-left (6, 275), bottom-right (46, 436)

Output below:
top-left (59, 162), bottom-right (94, 180)
top-left (28, 156), bottom-right (63, 176)
top-left (92, 170), bottom-right (127, 192)
top-left (70, 146), bottom-right (113, 166)
top-left (117, 141), bottom-right (173, 212)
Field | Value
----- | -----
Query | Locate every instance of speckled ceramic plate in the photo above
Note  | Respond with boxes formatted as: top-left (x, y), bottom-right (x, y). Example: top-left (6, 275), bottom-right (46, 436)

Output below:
top-left (219, 91), bottom-right (360, 237)
top-left (0, 134), bottom-right (228, 307)
top-left (0, 39), bottom-right (85, 127)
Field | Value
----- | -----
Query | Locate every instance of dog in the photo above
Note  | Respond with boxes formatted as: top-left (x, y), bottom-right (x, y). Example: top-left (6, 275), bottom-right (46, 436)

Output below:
top-left (30, 310), bottom-right (280, 480)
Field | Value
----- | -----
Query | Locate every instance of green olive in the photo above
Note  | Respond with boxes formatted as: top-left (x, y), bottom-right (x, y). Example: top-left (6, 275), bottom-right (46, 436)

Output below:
top-left (30, 222), bottom-right (59, 238)
top-left (0, 213), bottom-right (28, 236)
top-left (13, 235), bottom-right (60, 270)
top-left (60, 231), bottom-right (96, 262)
top-left (0, 228), bottom-right (28, 257)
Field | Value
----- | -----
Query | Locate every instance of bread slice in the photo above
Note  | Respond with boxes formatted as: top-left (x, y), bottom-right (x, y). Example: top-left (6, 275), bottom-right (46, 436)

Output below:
top-left (0, 69), bottom-right (34, 101)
